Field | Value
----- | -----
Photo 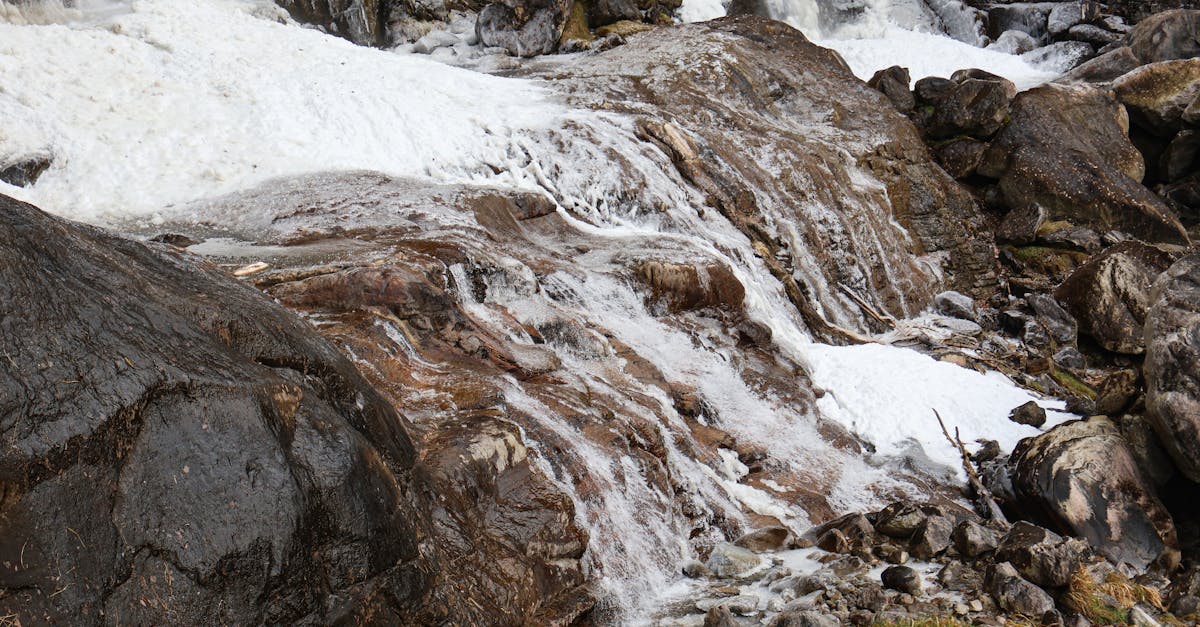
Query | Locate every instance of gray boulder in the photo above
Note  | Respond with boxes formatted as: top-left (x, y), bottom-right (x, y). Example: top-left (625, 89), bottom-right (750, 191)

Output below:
top-left (995, 521), bottom-right (1089, 588)
top-left (1009, 418), bottom-right (1180, 571)
top-left (1114, 59), bottom-right (1200, 136)
top-left (707, 542), bottom-right (764, 578)
top-left (1055, 241), bottom-right (1179, 354)
top-left (1145, 254), bottom-right (1200, 483)
top-left (987, 562), bottom-right (1056, 616)
top-left (1127, 9), bottom-right (1200, 64)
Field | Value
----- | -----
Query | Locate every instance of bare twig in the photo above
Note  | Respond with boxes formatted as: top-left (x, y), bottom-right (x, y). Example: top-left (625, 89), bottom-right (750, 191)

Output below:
top-left (837, 282), bottom-right (897, 330)
top-left (935, 409), bottom-right (1008, 523)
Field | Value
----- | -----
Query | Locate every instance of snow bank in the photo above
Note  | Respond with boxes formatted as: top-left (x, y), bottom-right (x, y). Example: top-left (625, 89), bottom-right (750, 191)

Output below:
top-left (805, 342), bottom-right (1071, 477)
top-left (0, 0), bottom-right (568, 224)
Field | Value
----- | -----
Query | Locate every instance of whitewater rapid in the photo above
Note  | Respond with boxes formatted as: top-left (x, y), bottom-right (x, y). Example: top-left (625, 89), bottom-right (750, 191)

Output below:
top-left (0, 0), bottom-right (1075, 622)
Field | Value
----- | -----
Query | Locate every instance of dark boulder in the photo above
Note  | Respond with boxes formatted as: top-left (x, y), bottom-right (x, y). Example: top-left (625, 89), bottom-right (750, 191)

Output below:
top-left (1066, 24), bottom-right (1119, 48)
top-left (1145, 254), bottom-right (1200, 483)
top-left (978, 84), bottom-right (1189, 245)
top-left (0, 155), bottom-right (51, 187)
top-left (952, 520), bottom-right (1000, 558)
top-left (1028, 293), bottom-right (1077, 344)
top-left (987, 3), bottom-right (1053, 41)
top-left (881, 565), bottom-right (923, 595)
top-left (1055, 241), bottom-right (1178, 354)
top-left (868, 65), bottom-right (914, 112)
top-left (0, 194), bottom-right (434, 623)
top-left (986, 561), bottom-right (1056, 616)
top-left (994, 522), bottom-right (1089, 588)
top-left (1008, 400), bottom-right (1047, 427)
top-left (476, 0), bottom-right (571, 57)
top-left (1127, 9), bottom-right (1200, 64)
top-left (1059, 46), bottom-right (1141, 84)
top-left (275, 0), bottom-right (391, 46)
top-left (1009, 418), bottom-right (1180, 571)
top-left (925, 74), bottom-right (1017, 140)
top-left (935, 137), bottom-right (988, 179)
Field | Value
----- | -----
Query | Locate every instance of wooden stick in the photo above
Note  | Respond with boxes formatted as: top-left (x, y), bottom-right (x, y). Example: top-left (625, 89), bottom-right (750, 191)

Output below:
top-left (935, 409), bottom-right (1008, 523)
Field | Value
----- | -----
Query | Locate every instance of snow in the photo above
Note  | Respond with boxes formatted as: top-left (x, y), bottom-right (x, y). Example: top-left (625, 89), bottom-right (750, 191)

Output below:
top-left (0, 0), bottom-right (571, 224)
top-left (804, 342), bottom-right (1073, 477)
top-left (819, 27), bottom-right (1060, 89)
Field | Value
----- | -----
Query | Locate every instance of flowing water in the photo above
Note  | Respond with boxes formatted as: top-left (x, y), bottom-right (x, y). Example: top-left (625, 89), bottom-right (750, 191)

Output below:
top-left (0, 0), bottom-right (1074, 622)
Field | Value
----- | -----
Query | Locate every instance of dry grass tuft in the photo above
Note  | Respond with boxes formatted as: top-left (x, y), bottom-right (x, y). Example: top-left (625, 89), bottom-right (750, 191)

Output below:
top-left (1066, 567), bottom-right (1165, 625)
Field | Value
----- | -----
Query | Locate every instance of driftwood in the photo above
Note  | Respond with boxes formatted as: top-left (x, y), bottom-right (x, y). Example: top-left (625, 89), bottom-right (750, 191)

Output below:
top-left (934, 409), bottom-right (1009, 524)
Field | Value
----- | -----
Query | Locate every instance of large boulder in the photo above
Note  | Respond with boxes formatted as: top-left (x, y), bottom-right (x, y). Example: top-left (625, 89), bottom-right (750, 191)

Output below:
top-left (978, 84), bottom-right (1189, 245)
top-left (994, 522), bottom-right (1089, 588)
top-left (1055, 241), bottom-right (1178, 354)
top-left (1059, 46), bottom-right (1141, 84)
top-left (1113, 59), bottom-right (1200, 136)
top-left (1145, 254), bottom-right (1200, 483)
top-left (925, 72), bottom-right (1017, 140)
top-left (476, 0), bottom-right (571, 56)
top-left (1009, 417), bottom-right (1180, 571)
top-left (275, 0), bottom-right (391, 46)
top-left (0, 194), bottom-right (434, 623)
top-left (1127, 9), bottom-right (1200, 64)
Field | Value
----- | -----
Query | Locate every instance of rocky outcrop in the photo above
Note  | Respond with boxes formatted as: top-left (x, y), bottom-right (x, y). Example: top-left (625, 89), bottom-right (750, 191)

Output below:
top-left (275, 0), bottom-right (392, 46)
top-left (1055, 241), bottom-right (1179, 354)
top-left (1145, 254), bottom-right (1200, 483)
top-left (1113, 59), bottom-right (1200, 136)
top-left (976, 84), bottom-right (1189, 245)
top-left (1009, 418), bottom-right (1180, 571)
top-left (525, 17), bottom-right (1000, 334)
top-left (0, 154), bottom-right (50, 187)
top-left (0, 193), bottom-right (434, 623)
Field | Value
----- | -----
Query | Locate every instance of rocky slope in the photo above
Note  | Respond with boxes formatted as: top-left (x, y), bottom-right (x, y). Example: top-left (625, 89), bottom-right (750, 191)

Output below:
top-left (6, 1), bottom-right (1200, 625)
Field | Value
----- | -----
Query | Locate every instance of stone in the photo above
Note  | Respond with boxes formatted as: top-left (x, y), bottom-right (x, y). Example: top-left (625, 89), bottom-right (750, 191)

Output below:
top-left (1021, 41), bottom-right (1095, 73)
top-left (1066, 24), bottom-right (1119, 47)
top-left (987, 562), bottom-right (1056, 616)
top-left (934, 290), bottom-right (978, 321)
top-left (938, 561), bottom-right (984, 592)
top-left (1059, 46), bottom-right (1141, 84)
top-left (1009, 400), bottom-right (1047, 427)
top-left (978, 84), bottom-right (1189, 245)
top-left (1009, 418), bottom-right (1180, 571)
top-left (0, 155), bottom-right (51, 187)
top-left (926, 75), bottom-right (1017, 140)
top-left (935, 137), bottom-right (989, 180)
top-left (881, 565), bottom-right (923, 595)
top-left (1028, 293), bottom-right (1077, 344)
top-left (1127, 9), bottom-right (1200, 64)
top-left (989, 29), bottom-right (1040, 55)
top-left (705, 605), bottom-right (742, 627)
top-left (735, 526), bottom-right (793, 552)
top-left (1047, 0), bottom-right (1098, 36)
top-left (1055, 241), bottom-right (1178, 354)
top-left (1159, 129), bottom-right (1200, 181)
top-left (995, 521), bottom-right (1091, 588)
top-left (910, 515), bottom-right (955, 559)
top-left (914, 76), bottom-right (955, 104)
top-left (707, 543), bottom-right (764, 578)
top-left (1052, 346), bottom-right (1086, 369)
top-left (1171, 594), bottom-right (1200, 617)
top-left (810, 513), bottom-right (875, 551)
top-left (953, 520), bottom-right (1000, 558)
top-left (1145, 254), bottom-right (1200, 483)
top-left (1114, 414), bottom-right (1177, 488)
top-left (590, 0), bottom-right (641, 27)
top-left (867, 65), bottom-right (914, 112)
top-left (1094, 369), bottom-right (1139, 415)
top-left (1113, 59), bottom-right (1200, 136)
top-left (476, 0), bottom-right (571, 57)
top-left (0, 194), bottom-right (435, 624)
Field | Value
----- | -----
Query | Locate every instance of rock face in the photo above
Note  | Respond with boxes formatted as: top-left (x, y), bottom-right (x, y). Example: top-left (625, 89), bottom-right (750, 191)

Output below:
top-left (1055, 241), bottom-right (1178, 354)
top-left (523, 17), bottom-right (1000, 333)
top-left (0, 194), bottom-right (433, 623)
top-left (1009, 418), bottom-right (1180, 571)
top-left (275, 0), bottom-right (391, 46)
top-left (1145, 254), bottom-right (1200, 483)
top-left (977, 84), bottom-right (1189, 245)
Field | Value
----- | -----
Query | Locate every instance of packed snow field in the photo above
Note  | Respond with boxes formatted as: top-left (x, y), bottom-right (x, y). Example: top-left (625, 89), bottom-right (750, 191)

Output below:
top-left (0, 0), bottom-right (1073, 620)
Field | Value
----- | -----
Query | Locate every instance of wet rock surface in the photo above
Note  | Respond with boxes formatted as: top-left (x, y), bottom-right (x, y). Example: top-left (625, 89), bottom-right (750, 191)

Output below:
top-left (0, 194), bottom-right (434, 624)
top-left (1145, 254), bottom-right (1200, 482)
